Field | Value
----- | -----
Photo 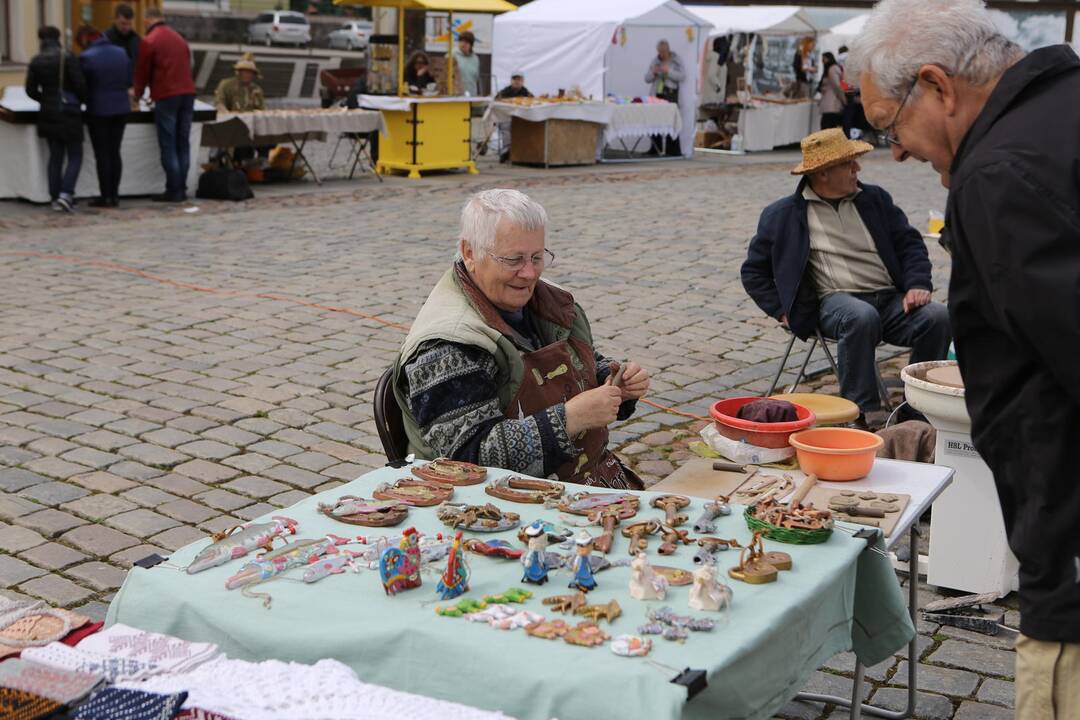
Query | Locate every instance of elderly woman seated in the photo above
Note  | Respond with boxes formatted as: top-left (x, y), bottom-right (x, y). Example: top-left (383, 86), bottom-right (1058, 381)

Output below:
top-left (393, 189), bottom-right (651, 489)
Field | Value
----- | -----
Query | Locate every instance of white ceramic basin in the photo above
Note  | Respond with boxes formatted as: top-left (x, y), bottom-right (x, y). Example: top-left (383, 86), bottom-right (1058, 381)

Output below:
top-left (901, 360), bottom-right (971, 433)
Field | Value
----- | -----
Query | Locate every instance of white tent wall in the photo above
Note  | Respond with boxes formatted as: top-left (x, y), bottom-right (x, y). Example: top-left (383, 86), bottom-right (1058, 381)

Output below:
top-left (491, 21), bottom-right (615, 99)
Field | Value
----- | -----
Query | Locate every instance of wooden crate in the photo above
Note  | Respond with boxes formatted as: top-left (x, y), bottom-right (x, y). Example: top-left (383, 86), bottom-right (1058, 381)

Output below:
top-left (510, 117), bottom-right (600, 167)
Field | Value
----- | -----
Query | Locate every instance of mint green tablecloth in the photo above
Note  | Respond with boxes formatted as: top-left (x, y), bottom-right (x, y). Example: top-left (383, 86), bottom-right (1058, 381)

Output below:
top-left (107, 463), bottom-right (913, 720)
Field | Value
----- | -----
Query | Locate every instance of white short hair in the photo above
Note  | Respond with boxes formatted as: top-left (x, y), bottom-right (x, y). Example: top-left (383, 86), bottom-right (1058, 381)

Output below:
top-left (846, 0), bottom-right (1025, 100)
top-left (459, 189), bottom-right (547, 257)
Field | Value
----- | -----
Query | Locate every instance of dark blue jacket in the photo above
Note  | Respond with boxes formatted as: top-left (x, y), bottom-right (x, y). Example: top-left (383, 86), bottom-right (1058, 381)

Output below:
top-left (741, 178), bottom-right (932, 340)
top-left (79, 37), bottom-right (131, 117)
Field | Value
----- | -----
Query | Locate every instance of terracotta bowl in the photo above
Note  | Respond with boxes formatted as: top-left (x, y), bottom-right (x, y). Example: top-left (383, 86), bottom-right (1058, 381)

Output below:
top-left (709, 397), bottom-right (816, 449)
top-left (788, 427), bottom-right (884, 481)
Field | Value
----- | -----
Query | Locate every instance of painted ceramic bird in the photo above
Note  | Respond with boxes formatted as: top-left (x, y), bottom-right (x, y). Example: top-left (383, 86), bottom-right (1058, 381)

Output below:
top-left (379, 527), bottom-right (422, 595)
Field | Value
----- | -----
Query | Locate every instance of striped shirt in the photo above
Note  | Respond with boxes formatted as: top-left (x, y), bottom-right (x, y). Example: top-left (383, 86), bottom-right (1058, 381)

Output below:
top-left (803, 185), bottom-right (894, 298)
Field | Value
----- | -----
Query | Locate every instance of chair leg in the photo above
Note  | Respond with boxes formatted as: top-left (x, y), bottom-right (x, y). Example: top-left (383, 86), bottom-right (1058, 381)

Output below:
top-left (789, 336), bottom-right (817, 393)
top-left (875, 364), bottom-right (894, 411)
top-left (816, 328), bottom-right (842, 379)
top-left (766, 333), bottom-right (799, 397)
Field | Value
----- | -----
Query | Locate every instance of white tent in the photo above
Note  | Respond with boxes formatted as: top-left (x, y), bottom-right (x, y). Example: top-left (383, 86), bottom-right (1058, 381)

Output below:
top-left (692, 5), bottom-right (823, 38)
top-left (819, 14), bottom-right (869, 58)
top-left (492, 0), bottom-right (712, 157)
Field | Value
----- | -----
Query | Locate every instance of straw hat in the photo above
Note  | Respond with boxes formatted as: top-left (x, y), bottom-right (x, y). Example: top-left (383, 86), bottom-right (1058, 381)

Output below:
top-left (791, 128), bottom-right (873, 175)
top-left (233, 52), bottom-right (259, 75)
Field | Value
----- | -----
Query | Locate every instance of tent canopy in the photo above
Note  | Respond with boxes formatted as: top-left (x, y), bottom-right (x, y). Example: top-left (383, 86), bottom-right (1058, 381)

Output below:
top-left (693, 5), bottom-right (826, 37)
top-left (501, 0), bottom-right (708, 26)
top-left (819, 14), bottom-right (868, 58)
top-left (333, 0), bottom-right (516, 12)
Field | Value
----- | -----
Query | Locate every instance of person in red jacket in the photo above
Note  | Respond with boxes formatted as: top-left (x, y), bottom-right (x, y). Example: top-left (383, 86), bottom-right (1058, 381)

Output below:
top-left (133, 7), bottom-right (195, 202)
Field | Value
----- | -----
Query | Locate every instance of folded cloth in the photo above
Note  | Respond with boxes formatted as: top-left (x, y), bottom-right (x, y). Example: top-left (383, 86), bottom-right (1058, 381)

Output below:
top-left (76, 624), bottom-right (218, 674)
top-left (736, 398), bottom-right (799, 423)
top-left (0, 659), bottom-right (102, 705)
top-left (0, 687), bottom-right (62, 720)
top-left (875, 420), bottom-right (936, 464)
top-left (74, 687), bottom-right (187, 720)
top-left (61, 622), bottom-right (103, 648)
top-left (23, 642), bottom-right (160, 683)
top-left (176, 709), bottom-right (237, 720)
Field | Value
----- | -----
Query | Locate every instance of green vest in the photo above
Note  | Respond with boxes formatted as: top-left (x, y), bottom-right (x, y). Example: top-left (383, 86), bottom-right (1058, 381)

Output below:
top-left (392, 267), bottom-right (595, 459)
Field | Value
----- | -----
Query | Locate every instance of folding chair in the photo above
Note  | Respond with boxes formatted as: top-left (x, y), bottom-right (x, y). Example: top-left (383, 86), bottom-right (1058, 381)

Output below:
top-left (766, 327), bottom-right (893, 410)
top-left (373, 367), bottom-right (408, 468)
top-left (328, 131), bottom-right (383, 182)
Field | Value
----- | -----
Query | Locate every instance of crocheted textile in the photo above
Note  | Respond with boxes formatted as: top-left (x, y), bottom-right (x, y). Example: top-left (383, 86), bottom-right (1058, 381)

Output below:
top-left (0, 609), bottom-right (89, 659)
top-left (0, 687), bottom-right (62, 720)
top-left (73, 687), bottom-right (187, 720)
top-left (116, 656), bottom-right (510, 720)
top-left (0, 659), bottom-right (102, 705)
top-left (175, 709), bottom-right (236, 720)
top-left (76, 625), bottom-right (218, 674)
top-left (23, 642), bottom-right (160, 682)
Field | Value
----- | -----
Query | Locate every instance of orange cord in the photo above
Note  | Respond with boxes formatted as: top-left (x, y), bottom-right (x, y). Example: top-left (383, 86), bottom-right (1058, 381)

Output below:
top-left (2, 250), bottom-right (711, 423)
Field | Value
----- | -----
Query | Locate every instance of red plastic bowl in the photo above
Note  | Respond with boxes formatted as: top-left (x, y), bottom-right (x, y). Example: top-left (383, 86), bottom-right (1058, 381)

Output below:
top-left (709, 397), bottom-right (816, 449)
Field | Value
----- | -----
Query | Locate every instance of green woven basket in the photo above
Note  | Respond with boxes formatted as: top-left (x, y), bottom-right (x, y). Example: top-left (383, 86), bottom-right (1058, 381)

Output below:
top-left (744, 505), bottom-right (832, 545)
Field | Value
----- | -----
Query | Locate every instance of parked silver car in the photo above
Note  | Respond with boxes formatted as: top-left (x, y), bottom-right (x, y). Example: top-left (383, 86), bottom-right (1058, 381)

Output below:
top-left (327, 21), bottom-right (371, 51)
top-left (247, 11), bottom-right (311, 48)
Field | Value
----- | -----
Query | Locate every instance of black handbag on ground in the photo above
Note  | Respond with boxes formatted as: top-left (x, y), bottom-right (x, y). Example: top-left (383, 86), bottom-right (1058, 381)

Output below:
top-left (195, 163), bottom-right (254, 201)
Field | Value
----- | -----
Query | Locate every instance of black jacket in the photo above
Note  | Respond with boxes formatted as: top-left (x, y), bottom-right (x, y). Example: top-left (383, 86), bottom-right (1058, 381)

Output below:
top-left (25, 43), bottom-right (87, 143)
top-left (741, 179), bottom-right (932, 340)
top-left (105, 26), bottom-right (141, 64)
top-left (496, 85), bottom-right (532, 99)
top-left (945, 45), bottom-right (1080, 642)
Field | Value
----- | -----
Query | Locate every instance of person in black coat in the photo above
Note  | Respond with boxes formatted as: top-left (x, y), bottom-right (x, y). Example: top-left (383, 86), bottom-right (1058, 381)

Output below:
top-left (25, 26), bottom-right (87, 212)
top-left (850, 0), bottom-right (1080, 711)
top-left (104, 2), bottom-right (140, 67)
top-left (741, 128), bottom-right (950, 418)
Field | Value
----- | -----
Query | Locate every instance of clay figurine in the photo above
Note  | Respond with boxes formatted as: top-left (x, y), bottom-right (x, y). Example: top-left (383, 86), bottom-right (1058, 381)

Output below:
top-left (482, 587), bottom-right (533, 604)
top-left (435, 531), bottom-right (470, 601)
top-left (463, 538), bottom-right (523, 560)
top-left (521, 521), bottom-right (550, 585)
top-left (610, 635), bottom-right (652, 657)
top-left (568, 530), bottom-right (598, 592)
top-left (485, 476), bottom-right (564, 504)
top-left (379, 527), bottom-right (423, 595)
top-left (693, 496), bottom-right (732, 534)
top-left (563, 621), bottom-right (609, 647)
top-left (629, 552), bottom-right (669, 601)
top-left (688, 563), bottom-right (733, 612)
top-left (317, 496), bottom-right (409, 527)
top-left (436, 502), bottom-right (520, 532)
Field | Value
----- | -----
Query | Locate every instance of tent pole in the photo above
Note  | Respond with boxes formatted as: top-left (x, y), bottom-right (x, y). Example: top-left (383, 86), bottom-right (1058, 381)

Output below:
top-left (447, 11), bottom-right (455, 95)
top-left (398, 7), bottom-right (405, 96)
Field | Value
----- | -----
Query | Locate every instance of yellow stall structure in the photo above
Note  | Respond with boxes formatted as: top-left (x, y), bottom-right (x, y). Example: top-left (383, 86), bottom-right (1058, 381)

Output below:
top-left (335, 0), bottom-right (516, 179)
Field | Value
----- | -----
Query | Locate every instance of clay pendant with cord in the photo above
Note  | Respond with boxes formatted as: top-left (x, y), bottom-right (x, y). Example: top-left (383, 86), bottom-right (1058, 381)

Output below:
top-left (317, 495), bottom-right (409, 527)
top-left (485, 476), bottom-right (564, 504)
top-left (373, 478), bottom-right (454, 507)
top-left (412, 458), bottom-right (487, 486)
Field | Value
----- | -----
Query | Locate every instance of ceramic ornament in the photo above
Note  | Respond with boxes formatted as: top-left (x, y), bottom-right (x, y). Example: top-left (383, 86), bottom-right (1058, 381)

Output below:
top-left (628, 552), bottom-right (668, 601)
top-left (688, 562), bottom-right (733, 612)
top-left (568, 530), bottom-right (598, 592)
top-left (521, 521), bottom-right (550, 585)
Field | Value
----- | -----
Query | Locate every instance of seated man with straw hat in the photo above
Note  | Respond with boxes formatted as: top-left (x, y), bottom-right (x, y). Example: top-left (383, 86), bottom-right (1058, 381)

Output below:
top-left (214, 53), bottom-right (265, 112)
top-left (741, 128), bottom-right (951, 423)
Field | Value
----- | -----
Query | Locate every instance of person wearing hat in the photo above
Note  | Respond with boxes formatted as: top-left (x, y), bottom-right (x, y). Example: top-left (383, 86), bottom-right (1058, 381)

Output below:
top-left (214, 53), bottom-right (265, 113)
top-left (494, 72), bottom-right (532, 163)
top-left (452, 30), bottom-right (481, 97)
top-left (741, 128), bottom-right (951, 424)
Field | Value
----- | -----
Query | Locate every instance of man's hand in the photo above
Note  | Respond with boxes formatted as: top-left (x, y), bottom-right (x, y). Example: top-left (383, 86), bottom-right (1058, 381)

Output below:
top-left (565, 385), bottom-right (623, 436)
top-left (902, 288), bottom-right (932, 314)
top-left (779, 314), bottom-right (789, 328)
top-left (614, 361), bottom-right (650, 401)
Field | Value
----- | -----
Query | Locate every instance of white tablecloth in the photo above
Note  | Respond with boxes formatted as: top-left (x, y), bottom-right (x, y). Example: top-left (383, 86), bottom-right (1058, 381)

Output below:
top-left (737, 101), bottom-right (817, 152)
top-left (485, 100), bottom-right (616, 126)
top-left (201, 109), bottom-right (385, 148)
top-left (604, 102), bottom-right (681, 142)
top-left (357, 94), bottom-right (491, 112)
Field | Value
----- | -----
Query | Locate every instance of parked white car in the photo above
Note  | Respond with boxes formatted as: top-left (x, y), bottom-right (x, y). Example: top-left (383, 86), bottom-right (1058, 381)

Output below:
top-left (327, 21), bottom-right (371, 51)
top-left (247, 11), bottom-right (311, 48)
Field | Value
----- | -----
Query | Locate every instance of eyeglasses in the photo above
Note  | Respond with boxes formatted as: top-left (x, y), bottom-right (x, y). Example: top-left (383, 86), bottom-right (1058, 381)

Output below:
top-left (882, 76), bottom-right (918, 147)
top-left (489, 249), bottom-right (556, 272)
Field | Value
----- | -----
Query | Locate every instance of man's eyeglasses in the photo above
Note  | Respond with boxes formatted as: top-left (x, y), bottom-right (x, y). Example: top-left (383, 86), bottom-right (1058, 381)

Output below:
top-left (882, 76), bottom-right (918, 147)
top-left (489, 249), bottom-right (556, 272)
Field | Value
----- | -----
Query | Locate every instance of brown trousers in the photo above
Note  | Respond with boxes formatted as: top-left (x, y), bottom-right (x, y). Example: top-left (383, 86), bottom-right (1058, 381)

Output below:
top-left (1016, 634), bottom-right (1080, 719)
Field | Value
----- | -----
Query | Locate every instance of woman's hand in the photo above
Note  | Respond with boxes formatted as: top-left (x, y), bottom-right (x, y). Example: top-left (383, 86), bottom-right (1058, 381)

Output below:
top-left (615, 361), bottom-right (650, 401)
top-left (565, 384), bottom-right (623, 436)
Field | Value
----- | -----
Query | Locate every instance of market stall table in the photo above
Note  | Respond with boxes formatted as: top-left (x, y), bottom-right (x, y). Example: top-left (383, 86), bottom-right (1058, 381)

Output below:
top-left (0, 87), bottom-right (215, 202)
top-left (737, 99), bottom-right (818, 152)
top-left (484, 100), bottom-right (615, 167)
top-left (200, 108), bottom-right (386, 184)
top-left (603, 102), bottom-right (682, 158)
top-left (358, 95), bottom-right (486, 179)
top-left (109, 462), bottom-right (919, 720)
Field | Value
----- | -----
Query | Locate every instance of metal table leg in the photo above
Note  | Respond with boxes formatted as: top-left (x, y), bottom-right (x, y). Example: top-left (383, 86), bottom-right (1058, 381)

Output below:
top-left (795, 525), bottom-right (920, 719)
top-left (288, 134), bottom-right (321, 185)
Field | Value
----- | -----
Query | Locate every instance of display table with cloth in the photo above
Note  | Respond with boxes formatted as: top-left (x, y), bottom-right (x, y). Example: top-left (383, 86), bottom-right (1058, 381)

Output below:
top-left (603, 102), bottom-right (682, 157)
top-left (484, 101), bottom-right (616, 167)
top-left (108, 462), bottom-right (924, 720)
top-left (200, 108), bottom-right (385, 184)
top-left (357, 95), bottom-right (487, 179)
top-left (737, 100), bottom-right (818, 152)
top-left (0, 87), bottom-right (215, 202)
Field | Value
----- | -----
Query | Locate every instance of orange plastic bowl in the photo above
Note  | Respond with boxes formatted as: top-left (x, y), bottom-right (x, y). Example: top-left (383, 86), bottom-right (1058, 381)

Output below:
top-left (788, 427), bottom-right (884, 481)
top-left (709, 397), bottom-right (816, 449)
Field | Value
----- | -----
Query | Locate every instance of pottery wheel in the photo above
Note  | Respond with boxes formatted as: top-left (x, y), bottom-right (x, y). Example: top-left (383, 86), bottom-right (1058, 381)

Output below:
top-left (925, 365), bottom-right (965, 389)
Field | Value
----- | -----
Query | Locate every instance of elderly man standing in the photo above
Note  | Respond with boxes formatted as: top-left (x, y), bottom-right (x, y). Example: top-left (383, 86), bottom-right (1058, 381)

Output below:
top-left (848, 1), bottom-right (1080, 715)
top-left (394, 189), bottom-right (650, 489)
top-left (645, 40), bottom-right (684, 156)
top-left (741, 128), bottom-right (951, 423)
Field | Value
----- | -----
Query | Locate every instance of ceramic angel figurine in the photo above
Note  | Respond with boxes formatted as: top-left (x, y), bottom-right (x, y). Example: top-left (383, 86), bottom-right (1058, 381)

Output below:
top-left (521, 521), bottom-right (549, 585)
top-left (689, 562), bottom-right (733, 612)
top-left (568, 530), bottom-right (598, 592)
top-left (629, 552), bottom-right (668, 601)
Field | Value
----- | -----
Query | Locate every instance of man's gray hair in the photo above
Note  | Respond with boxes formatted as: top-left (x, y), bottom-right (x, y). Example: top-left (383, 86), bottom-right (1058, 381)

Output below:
top-left (846, 0), bottom-right (1024, 99)
top-left (459, 189), bottom-right (547, 257)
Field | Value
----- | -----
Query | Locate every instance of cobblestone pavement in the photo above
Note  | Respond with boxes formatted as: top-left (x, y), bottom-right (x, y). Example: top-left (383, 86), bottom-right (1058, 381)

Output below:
top-left (0, 152), bottom-right (1016, 718)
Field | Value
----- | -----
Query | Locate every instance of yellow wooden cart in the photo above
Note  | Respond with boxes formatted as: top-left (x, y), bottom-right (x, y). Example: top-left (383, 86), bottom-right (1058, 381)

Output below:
top-left (336, 0), bottom-right (516, 179)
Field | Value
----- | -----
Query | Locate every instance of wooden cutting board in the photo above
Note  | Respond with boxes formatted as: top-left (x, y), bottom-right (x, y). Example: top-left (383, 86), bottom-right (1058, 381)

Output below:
top-left (802, 486), bottom-right (911, 538)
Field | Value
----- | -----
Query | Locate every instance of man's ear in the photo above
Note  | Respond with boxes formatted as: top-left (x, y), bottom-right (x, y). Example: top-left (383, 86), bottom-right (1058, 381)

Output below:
top-left (918, 64), bottom-right (958, 117)
top-left (460, 239), bottom-right (475, 272)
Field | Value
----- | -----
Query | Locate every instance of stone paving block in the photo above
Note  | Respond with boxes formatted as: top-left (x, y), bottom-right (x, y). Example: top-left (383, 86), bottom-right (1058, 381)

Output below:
top-left (62, 524), bottom-right (140, 556)
top-left (0, 446), bottom-right (39, 466)
top-left (69, 471), bottom-right (137, 494)
top-left (0, 493), bottom-right (44, 521)
top-left (820, 651), bottom-right (898, 683)
top-left (313, 480), bottom-right (344, 494)
top-left (157, 499), bottom-right (218, 525)
top-left (117, 443), bottom-right (190, 468)
top-left (195, 489), bottom-right (250, 512)
top-left (149, 525), bottom-right (207, 552)
top-left (175, 440), bottom-right (239, 461)
top-left (774, 699), bottom-right (824, 720)
top-left (140, 428), bottom-right (200, 448)
top-left (954, 700), bottom-right (1012, 720)
top-left (105, 418), bottom-right (162, 437)
top-left (107, 461), bottom-right (164, 481)
top-left (202, 426), bottom-right (261, 447)
top-left (18, 574), bottom-right (93, 607)
top-left (106, 508), bottom-right (181, 536)
top-left (128, 406), bottom-right (180, 424)
top-left (976, 678), bottom-right (1015, 708)
top-left (267, 408), bottom-right (317, 428)
top-left (306, 422), bottom-right (362, 443)
top-left (0, 468), bottom-right (50, 492)
top-left (15, 508), bottom-right (87, 537)
top-left (191, 406), bottom-right (248, 424)
top-left (31, 401), bottom-right (84, 418)
top-left (110, 544), bottom-right (169, 568)
top-left (0, 555), bottom-right (48, 587)
top-left (321, 462), bottom-right (367, 481)
top-left (219, 397), bottom-right (275, 416)
top-left (223, 475), bottom-right (290, 499)
top-left (166, 416), bottom-right (219, 434)
top-left (72, 601), bottom-right (110, 622)
top-left (0, 427), bottom-right (44, 446)
top-left (929, 640), bottom-right (1015, 679)
top-left (263, 464), bottom-right (326, 490)
top-left (234, 503), bottom-right (276, 521)
top-left (269, 490), bottom-right (311, 508)
top-left (59, 447), bottom-right (120, 470)
top-left (247, 440), bottom-right (302, 459)
top-left (174, 459), bottom-right (240, 484)
top-left (121, 486), bottom-right (180, 508)
top-left (66, 409), bottom-right (125, 427)
top-left (66, 561), bottom-right (128, 591)
top-left (26, 438), bottom-right (79, 456)
top-left (235, 418), bottom-right (285, 436)
top-left (221, 453), bottom-right (278, 474)
top-left (869, 688), bottom-right (954, 720)
top-left (938, 625), bottom-right (1016, 651)
top-left (62, 493), bottom-right (139, 521)
top-left (18, 481), bottom-right (89, 506)
top-left (142, 473), bottom-right (210, 498)
top-left (284, 451), bottom-right (337, 472)
top-left (19, 542), bottom-right (89, 571)
top-left (0, 525), bottom-right (47, 552)
top-left (74, 430), bottom-right (139, 451)
top-left (891, 661), bottom-right (980, 698)
top-left (800, 671), bottom-right (871, 702)
top-left (26, 419), bottom-right (94, 439)
top-left (22, 457), bottom-right (90, 481)
top-left (197, 515), bottom-right (243, 535)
